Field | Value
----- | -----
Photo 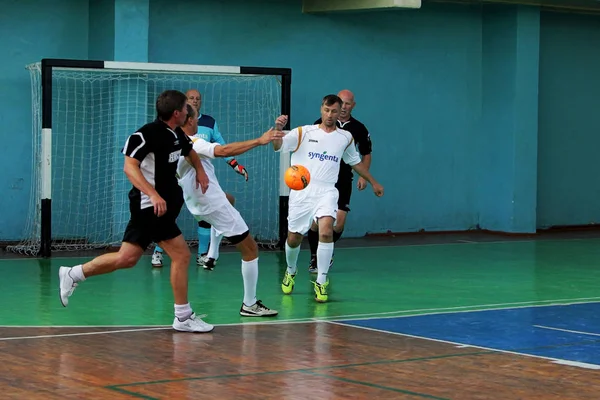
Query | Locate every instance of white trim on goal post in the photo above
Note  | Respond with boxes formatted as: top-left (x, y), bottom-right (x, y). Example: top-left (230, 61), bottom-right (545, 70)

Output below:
top-left (27, 58), bottom-right (291, 258)
top-left (104, 61), bottom-right (241, 75)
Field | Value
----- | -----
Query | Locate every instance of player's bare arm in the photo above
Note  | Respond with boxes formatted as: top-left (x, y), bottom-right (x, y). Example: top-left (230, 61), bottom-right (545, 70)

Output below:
top-left (123, 156), bottom-right (167, 216)
top-left (184, 150), bottom-right (209, 193)
top-left (272, 115), bottom-right (288, 151)
top-left (272, 115), bottom-right (288, 148)
top-left (272, 138), bottom-right (283, 152)
top-left (216, 128), bottom-right (284, 157)
top-left (351, 161), bottom-right (384, 197)
top-left (357, 153), bottom-right (372, 191)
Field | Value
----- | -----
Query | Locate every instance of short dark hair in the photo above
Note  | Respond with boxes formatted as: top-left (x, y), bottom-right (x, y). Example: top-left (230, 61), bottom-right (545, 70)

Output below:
top-left (184, 103), bottom-right (196, 124)
top-left (322, 94), bottom-right (342, 107)
top-left (156, 90), bottom-right (188, 120)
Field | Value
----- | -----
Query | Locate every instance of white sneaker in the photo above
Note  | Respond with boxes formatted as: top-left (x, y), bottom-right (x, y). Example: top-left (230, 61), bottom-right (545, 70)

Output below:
top-left (240, 300), bottom-right (278, 317)
top-left (172, 313), bottom-right (214, 333)
top-left (58, 266), bottom-right (78, 307)
top-left (151, 251), bottom-right (163, 267)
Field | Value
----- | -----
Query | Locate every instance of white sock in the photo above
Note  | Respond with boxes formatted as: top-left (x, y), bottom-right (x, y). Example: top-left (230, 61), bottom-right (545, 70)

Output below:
top-left (207, 227), bottom-right (223, 260)
top-left (241, 258), bottom-right (258, 306)
top-left (285, 242), bottom-right (300, 275)
top-left (70, 265), bottom-right (86, 283)
top-left (174, 303), bottom-right (193, 321)
top-left (316, 242), bottom-right (334, 285)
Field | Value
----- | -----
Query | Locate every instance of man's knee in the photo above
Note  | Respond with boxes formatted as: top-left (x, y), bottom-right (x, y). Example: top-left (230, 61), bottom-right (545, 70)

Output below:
top-left (116, 244), bottom-right (143, 268)
top-left (171, 246), bottom-right (191, 264)
top-left (237, 234), bottom-right (258, 260)
top-left (319, 231), bottom-right (333, 242)
top-left (317, 217), bottom-right (334, 242)
top-left (161, 236), bottom-right (191, 264)
top-left (287, 231), bottom-right (304, 247)
top-left (318, 224), bottom-right (333, 242)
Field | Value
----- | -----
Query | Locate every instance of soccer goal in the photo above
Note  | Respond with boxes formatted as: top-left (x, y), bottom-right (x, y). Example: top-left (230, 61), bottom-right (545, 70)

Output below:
top-left (8, 59), bottom-right (292, 257)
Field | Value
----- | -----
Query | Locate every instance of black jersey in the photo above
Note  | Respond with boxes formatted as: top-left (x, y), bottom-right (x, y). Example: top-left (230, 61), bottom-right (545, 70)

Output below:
top-left (122, 119), bottom-right (193, 210)
top-left (314, 116), bottom-right (371, 182)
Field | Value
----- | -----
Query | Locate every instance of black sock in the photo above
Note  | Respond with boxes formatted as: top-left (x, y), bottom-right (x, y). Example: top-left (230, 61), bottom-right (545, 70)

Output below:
top-left (308, 229), bottom-right (319, 256)
top-left (333, 230), bottom-right (343, 243)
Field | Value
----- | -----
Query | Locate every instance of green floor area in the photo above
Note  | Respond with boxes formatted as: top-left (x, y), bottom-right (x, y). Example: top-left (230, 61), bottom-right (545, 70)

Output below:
top-left (2, 238), bottom-right (600, 326)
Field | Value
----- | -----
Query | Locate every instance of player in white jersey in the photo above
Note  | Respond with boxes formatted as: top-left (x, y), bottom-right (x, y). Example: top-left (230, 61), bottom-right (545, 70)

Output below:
top-left (273, 94), bottom-right (384, 303)
top-left (177, 104), bottom-right (283, 316)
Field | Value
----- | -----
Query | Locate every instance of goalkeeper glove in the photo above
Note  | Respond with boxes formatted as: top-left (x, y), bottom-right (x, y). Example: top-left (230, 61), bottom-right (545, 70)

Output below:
top-left (228, 159), bottom-right (248, 181)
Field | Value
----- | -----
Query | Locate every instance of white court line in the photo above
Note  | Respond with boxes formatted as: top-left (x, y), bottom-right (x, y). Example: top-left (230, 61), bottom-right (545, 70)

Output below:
top-left (0, 321), bottom-right (325, 341)
top-left (534, 325), bottom-right (600, 337)
top-left (2, 236), bottom-right (598, 261)
top-left (0, 327), bottom-right (171, 341)
top-left (0, 319), bottom-right (318, 330)
top-left (325, 321), bottom-right (600, 370)
top-left (2, 297), bottom-right (599, 331)
top-left (552, 360), bottom-right (600, 369)
top-left (0, 324), bottom-right (172, 329)
top-left (330, 297), bottom-right (600, 323)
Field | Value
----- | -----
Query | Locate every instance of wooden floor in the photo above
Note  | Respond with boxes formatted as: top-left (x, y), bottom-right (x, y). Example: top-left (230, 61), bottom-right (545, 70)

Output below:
top-left (2, 233), bottom-right (600, 399)
top-left (2, 322), bottom-right (599, 400)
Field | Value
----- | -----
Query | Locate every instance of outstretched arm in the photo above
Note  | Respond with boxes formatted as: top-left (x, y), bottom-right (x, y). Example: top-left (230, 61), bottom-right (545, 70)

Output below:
top-left (211, 121), bottom-right (233, 162)
top-left (211, 121), bottom-right (248, 180)
top-left (214, 128), bottom-right (284, 158)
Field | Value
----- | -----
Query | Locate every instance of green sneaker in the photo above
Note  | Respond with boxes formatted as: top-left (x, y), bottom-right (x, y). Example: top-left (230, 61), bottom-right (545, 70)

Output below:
top-left (312, 280), bottom-right (329, 303)
top-left (281, 272), bottom-right (296, 295)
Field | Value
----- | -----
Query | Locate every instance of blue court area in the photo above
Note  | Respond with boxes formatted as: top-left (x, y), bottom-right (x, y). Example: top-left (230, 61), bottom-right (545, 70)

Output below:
top-left (340, 302), bottom-right (600, 367)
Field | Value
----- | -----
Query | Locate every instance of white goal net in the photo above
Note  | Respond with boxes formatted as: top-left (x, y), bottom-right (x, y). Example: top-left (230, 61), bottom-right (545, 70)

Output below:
top-left (9, 62), bottom-right (284, 255)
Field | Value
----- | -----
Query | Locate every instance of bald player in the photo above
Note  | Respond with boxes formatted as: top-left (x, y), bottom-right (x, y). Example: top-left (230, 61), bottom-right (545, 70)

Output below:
top-left (152, 89), bottom-right (249, 269)
top-left (309, 89), bottom-right (373, 272)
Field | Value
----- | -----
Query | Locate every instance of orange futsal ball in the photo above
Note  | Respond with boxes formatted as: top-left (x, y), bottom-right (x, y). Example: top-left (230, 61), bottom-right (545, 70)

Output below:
top-left (284, 165), bottom-right (310, 190)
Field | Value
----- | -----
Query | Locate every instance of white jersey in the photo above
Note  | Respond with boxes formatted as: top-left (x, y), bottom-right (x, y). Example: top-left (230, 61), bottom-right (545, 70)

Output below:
top-left (276, 124), bottom-right (361, 185)
top-left (176, 136), bottom-right (225, 214)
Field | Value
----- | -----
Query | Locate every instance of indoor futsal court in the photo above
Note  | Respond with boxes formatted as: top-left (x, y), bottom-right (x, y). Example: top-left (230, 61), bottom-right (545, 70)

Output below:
top-left (1, 231), bottom-right (600, 399)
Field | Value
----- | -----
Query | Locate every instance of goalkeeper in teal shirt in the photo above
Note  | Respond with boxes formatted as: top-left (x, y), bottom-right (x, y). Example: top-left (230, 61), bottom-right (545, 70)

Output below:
top-left (151, 89), bottom-right (248, 268)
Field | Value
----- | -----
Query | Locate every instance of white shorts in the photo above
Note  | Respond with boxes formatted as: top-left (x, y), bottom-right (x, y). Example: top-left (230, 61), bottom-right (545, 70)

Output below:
top-left (192, 201), bottom-right (249, 239)
top-left (287, 184), bottom-right (338, 235)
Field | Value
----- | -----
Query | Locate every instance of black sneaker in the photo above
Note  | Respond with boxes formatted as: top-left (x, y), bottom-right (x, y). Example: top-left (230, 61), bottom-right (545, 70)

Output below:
top-left (203, 257), bottom-right (217, 271)
top-left (240, 300), bottom-right (278, 317)
top-left (308, 255), bottom-right (317, 273)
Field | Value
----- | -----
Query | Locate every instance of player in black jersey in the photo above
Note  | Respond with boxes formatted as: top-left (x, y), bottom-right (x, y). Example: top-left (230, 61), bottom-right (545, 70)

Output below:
top-left (309, 89), bottom-right (372, 272)
top-left (58, 90), bottom-right (215, 333)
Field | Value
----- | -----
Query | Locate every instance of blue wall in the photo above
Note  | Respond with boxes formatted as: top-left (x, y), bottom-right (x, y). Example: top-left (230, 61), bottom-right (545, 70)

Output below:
top-left (0, 0), bottom-right (89, 240)
top-left (537, 11), bottom-right (600, 228)
top-left (149, 0), bottom-right (484, 236)
top-left (1, 0), bottom-right (600, 242)
top-left (479, 5), bottom-right (539, 233)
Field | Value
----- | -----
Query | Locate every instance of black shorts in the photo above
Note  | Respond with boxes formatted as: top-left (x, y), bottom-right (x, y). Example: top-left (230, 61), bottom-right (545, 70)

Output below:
top-left (335, 177), bottom-right (353, 213)
top-left (122, 200), bottom-right (184, 249)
